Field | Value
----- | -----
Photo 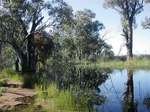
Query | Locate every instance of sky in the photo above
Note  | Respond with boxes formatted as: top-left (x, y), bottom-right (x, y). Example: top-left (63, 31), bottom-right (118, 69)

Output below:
top-left (1, 0), bottom-right (149, 55)
top-left (64, 0), bottom-right (150, 55)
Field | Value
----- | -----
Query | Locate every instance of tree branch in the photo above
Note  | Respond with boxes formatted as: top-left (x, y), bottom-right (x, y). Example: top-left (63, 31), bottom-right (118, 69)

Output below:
top-left (30, 16), bottom-right (44, 33)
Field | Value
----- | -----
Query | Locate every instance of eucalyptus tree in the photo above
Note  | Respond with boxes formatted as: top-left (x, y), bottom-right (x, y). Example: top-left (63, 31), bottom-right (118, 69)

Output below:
top-left (49, 0), bottom-right (75, 60)
top-left (104, 0), bottom-right (144, 60)
top-left (50, 7), bottom-right (114, 61)
top-left (0, 0), bottom-right (56, 73)
top-left (74, 9), bottom-right (112, 60)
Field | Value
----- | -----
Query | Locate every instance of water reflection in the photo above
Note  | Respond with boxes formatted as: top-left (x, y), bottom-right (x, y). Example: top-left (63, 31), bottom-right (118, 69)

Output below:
top-left (98, 69), bottom-right (150, 112)
top-left (54, 67), bottom-right (110, 109)
top-left (33, 66), bottom-right (111, 111)
top-left (22, 66), bottom-right (150, 112)
top-left (123, 69), bottom-right (137, 112)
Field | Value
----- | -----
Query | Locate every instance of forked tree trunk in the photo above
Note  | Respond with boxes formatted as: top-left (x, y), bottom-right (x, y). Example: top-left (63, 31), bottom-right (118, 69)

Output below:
top-left (16, 34), bottom-right (37, 74)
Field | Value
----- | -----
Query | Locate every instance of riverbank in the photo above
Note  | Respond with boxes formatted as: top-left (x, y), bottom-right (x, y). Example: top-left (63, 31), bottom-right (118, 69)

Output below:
top-left (77, 58), bottom-right (150, 69)
top-left (0, 69), bottom-right (95, 112)
top-left (1, 58), bottom-right (150, 112)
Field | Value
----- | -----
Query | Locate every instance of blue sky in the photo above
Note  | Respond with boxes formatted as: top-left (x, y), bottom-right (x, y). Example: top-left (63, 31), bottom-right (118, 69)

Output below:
top-left (64, 0), bottom-right (150, 55)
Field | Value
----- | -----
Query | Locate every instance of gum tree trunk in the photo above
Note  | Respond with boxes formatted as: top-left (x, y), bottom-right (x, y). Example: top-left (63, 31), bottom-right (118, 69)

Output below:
top-left (14, 34), bottom-right (37, 74)
top-left (126, 23), bottom-right (133, 60)
top-left (27, 34), bottom-right (36, 73)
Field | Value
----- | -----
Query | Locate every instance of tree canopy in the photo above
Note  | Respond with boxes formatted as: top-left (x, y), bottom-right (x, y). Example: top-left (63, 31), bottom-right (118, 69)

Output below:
top-left (104, 0), bottom-right (144, 59)
top-left (0, 0), bottom-right (113, 73)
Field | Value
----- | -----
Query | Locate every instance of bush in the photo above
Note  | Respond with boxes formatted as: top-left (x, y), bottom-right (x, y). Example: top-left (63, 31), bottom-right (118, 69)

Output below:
top-left (0, 68), bottom-right (22, 81)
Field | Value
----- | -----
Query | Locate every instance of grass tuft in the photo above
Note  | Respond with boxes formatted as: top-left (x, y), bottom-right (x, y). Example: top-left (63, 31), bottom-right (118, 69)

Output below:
top-left (0, 68), bottom-right (22, 81)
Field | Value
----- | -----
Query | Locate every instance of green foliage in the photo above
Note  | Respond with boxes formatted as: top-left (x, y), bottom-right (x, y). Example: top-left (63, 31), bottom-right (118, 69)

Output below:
top-left (0, 68), bottom-right (22, 81)
top-left (35, 83), bottom-right (97, 112)
top-left (78, 58), bottom-right (150, 69)
top-left (0, 46), bottom-right (16, 69)
top-left (35, 84), bottom-right (76, 111)
top-left (52, 8), bottom-right (114, 62)
top-left (0, 0), bottom-right (114, 72)
top-left (55, 90), bottom-right (77, 111)
top-left (0, 87), bottom-right (6, 96)
top-left (0, 0), bottom-right (55, 73)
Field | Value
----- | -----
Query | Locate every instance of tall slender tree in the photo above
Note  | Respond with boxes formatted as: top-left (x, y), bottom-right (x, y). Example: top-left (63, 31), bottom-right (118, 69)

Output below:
top-left (104, 0), bottom-right (144, 60)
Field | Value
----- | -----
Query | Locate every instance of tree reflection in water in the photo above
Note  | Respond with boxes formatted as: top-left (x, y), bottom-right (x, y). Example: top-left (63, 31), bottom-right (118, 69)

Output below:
top-left (123, 69), bottom-right (137, 112)
top-left (34, 65), bottom-right (111, 111)
top-left (55, 67), bottom-right (110, 111)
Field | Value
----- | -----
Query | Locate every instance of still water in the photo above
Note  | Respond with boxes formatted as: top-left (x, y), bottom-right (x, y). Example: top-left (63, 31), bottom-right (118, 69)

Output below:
top-left (21, 67), bottom-right (150, 112)
top-left (97, 69), bottom-right (150, 112)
